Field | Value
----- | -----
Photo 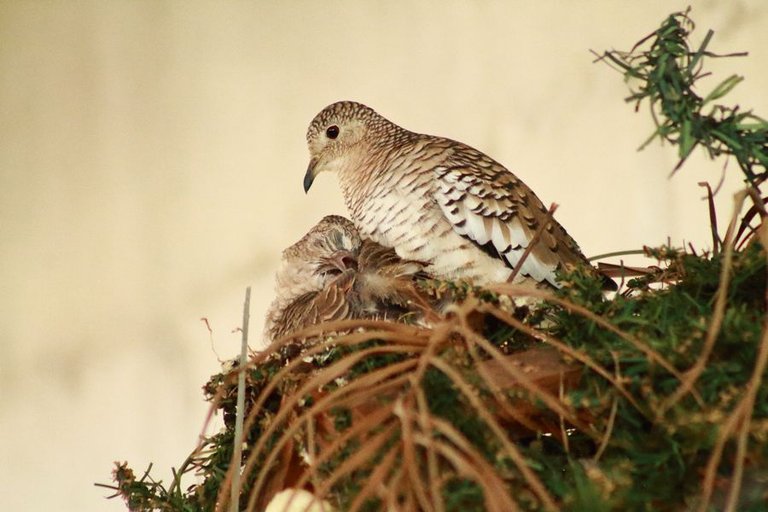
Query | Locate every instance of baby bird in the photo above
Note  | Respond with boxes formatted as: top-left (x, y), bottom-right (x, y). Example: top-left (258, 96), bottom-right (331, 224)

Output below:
top-left (264, 215), bottom-right (431, 344)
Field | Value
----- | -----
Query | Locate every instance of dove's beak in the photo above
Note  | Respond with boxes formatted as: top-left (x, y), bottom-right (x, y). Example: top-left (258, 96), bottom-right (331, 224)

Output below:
top-left (303, 160), bottom-right (318, 193)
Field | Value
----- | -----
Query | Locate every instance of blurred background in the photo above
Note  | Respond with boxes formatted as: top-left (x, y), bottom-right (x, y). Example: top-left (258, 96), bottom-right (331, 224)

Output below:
top-left (1, 1), bottom-right (766, 510)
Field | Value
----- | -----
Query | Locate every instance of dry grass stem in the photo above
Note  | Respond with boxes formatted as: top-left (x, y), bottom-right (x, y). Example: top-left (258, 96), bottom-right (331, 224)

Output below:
top-left (426, 419), bottom-right (521, 512)
top-left (348, 445), bottom-right (399, 512)
top-left (427, 357), bottom-right (557, 511)
top-left (396, 396), bottom-right (436, 512)
top-left (593, 396), bottom-right (619, 463)
top-left (459, 316), bottom-right (592, 438)
top-left (230, 286), bottom-right (251, 512)
top-left (244, 351), bottom-right (418, 510)
top-left (470, 344), bottom-right (545, 435)
top-left (295, 405), bottom-right (397, 491)
top-left (558, 373), bottom-right (570, 454)
top-left (481, 303), bottom-right (643, 414)
top-left (414, 383), bottom-right (445, 512)
top-left (723, 223), bottom-right (768, 512)
top-left (507, 204), bottom-right (558, 284)
top-left (489, 287), bottom-right (688, 388)
top-left (313, 423), bottom-right (399, 503)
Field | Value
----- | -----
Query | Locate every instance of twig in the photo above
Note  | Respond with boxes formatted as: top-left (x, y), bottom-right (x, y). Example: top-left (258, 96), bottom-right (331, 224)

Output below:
top-left (230, 287), bottom-right (251, 512)
top-left (200, 317), bottom-right (224, 363)
top-left (593, 396), bottom-right (619, 463)
top-left (457, 303), bottom-right (595, 437)
top-left (507, 203), bottom-right (558, 283)
top-left (587, 248), bottom-right (647, 261)
top-left (424, 417), bottom-right (522, 512)
top-left (428, 357), bottom-right (558, 511)
top-left (479, 301), bottom-right (644, 413)
top-left (558, 372), bottom-right (569, 454)
top-left (487, 286), bottom-right (690, 391)
top-left (415, 383), bottom-right (445, 512)
top-left (722, 222), bottom-right (768, 512)
top-left (698, 297), bottom-right (768, 512)
top-left (243, 347), bottom-right (420, 511)
top-left (348, 445), bottom-right (399, 512)
top-left (213, 329), bottom-right (426, 510)
top-left (396, 389), bottom-right (433, 512)
top-left (698, 182), bottom-right (721, 255)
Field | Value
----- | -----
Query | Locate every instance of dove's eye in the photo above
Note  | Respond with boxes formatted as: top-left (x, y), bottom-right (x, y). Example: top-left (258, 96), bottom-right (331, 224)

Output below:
top-left (326, 125), bottom-right (340, 139)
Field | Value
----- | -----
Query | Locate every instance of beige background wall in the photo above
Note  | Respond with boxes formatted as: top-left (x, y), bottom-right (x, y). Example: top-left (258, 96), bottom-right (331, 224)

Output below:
top-left (1, 1), bottom-right (766, 510)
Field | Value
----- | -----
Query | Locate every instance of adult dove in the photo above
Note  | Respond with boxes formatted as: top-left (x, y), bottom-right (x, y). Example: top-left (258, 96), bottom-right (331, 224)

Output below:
top-left (303, 101), bottom-right (614, 289)
top-left (264, 215), bottom-right (432, 344)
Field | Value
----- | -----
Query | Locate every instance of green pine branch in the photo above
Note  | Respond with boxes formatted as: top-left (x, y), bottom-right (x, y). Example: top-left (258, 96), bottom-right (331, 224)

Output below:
top-left (595, 7), bottom-right (768, 187)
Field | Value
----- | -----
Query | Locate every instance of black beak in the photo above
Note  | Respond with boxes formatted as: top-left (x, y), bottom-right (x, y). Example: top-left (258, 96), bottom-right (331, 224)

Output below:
top-left (303, 162), bottom-right (316, 193)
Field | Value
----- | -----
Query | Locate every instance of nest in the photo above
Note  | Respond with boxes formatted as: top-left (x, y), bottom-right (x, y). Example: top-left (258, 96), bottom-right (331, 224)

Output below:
top-left (106, 235), bottom-right (768, 511)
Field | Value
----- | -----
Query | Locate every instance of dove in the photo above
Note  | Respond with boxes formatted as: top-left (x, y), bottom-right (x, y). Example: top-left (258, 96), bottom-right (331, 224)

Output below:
top-left (303, 101), bottom-right (615, 290)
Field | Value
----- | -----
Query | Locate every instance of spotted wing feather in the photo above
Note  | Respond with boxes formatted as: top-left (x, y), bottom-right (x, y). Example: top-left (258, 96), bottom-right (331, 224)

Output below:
top-left (433, 141), bottom-right (587, 287)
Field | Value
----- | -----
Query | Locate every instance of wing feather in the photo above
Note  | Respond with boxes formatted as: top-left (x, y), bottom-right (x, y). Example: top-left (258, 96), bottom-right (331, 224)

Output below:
top-left (433, 140), bottom-right (590, 287)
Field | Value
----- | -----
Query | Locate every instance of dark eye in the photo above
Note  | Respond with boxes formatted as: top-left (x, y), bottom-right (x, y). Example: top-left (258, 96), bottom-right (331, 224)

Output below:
top-left (326, 125), bottom-right (340, 139)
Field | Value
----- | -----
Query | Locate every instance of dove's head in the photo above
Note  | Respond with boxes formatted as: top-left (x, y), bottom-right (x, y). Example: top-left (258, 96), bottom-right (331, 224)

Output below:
top-left (275, 215), bottom-right (362, 301)
top-left (304, 101), bottom-right (390, 192)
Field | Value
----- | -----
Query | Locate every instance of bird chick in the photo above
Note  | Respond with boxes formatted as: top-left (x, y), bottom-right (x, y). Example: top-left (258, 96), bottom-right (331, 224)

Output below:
top-left (303, 101), bottom-right (615, 290)
top-left (264, 215), bottom-right (431, 345)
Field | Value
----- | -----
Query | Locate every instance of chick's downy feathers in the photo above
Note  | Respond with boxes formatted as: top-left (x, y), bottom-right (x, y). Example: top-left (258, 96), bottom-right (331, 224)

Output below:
top-left (264, 215), bottom-right (431, 344)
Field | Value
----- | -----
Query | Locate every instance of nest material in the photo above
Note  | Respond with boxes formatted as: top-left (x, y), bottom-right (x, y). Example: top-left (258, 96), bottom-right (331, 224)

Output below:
top-left (107, 238), bottom-right (768, 511)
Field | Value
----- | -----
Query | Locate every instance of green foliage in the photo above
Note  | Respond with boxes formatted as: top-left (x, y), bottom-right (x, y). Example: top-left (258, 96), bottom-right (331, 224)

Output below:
top-left (597, 8), bottom-right (768, 186)
top-left (534, 243), bottom-right (767, 510)
top-left (442, 478), bottom-right (485, 511)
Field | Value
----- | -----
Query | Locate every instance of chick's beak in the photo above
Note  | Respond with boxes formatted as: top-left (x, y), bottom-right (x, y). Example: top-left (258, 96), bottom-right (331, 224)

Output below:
top-left (303, 159), bottom-right (318, 193)
top-left (323, 250), bottom-right (358, 273)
